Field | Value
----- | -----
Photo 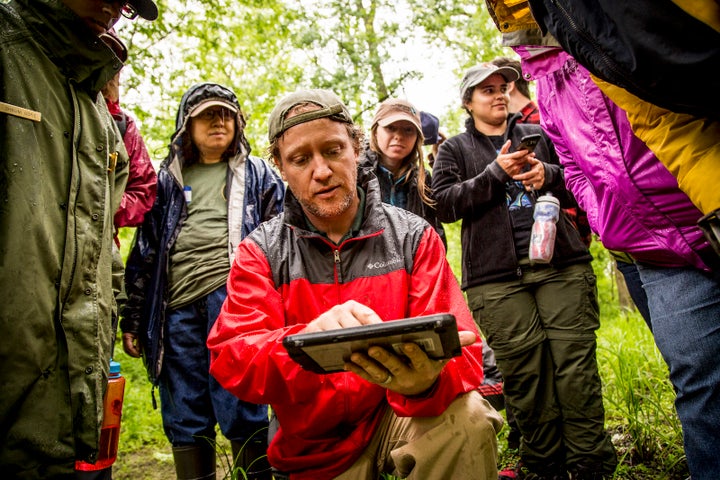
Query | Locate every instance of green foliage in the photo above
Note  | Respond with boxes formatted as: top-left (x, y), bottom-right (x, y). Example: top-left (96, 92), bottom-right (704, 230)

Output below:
top-left (590, 238), bottom-right (624, 316)
top-left (209, 431), bottom-right (270, 480)
top-left (116, 0), bottom-right (307, 159)
top-left (115, 0), bottom-right (514, 164)
top-left (112, 348), bottom-right (165, 452)
top-left (118, 227), bottom-right (136, 262)
top-left (443, 219), bottom-right (463, 281)
top-left (409, 0), bottom-right (505, 67)
top-left (598, 317), bottom-right (686, 478)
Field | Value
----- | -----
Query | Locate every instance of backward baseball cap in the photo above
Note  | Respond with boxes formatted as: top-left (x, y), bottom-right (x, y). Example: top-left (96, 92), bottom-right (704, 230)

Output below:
top-left (268, 89), bottom-right (354, 142)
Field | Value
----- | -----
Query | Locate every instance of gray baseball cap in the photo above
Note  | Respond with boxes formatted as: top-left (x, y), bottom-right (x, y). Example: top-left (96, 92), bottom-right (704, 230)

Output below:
top-left (460, 63), bottom-right (520, 99)
top-left (268, 89), bottom-right (353, 142)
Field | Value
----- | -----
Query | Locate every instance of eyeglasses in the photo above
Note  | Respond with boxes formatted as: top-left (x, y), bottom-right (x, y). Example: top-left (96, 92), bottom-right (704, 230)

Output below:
top-left (101, 0), bottom-right (138, 20)
top-left (195, 108), bottom-right (233, 122)
top-left (121, 4), bottom-right (138, 20)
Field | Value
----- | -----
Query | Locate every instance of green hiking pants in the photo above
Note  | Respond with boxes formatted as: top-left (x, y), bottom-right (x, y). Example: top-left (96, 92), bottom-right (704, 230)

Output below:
top-left (466, 262), bottom-right (617, 476)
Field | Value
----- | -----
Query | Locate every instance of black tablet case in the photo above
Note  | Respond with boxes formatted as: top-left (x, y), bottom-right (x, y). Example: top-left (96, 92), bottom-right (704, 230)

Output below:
top-left (282, 313), bottom-right (461, 374)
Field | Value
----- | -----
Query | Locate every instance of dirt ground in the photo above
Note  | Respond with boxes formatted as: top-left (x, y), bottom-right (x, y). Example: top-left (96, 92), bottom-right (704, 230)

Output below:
top-left (113, 447), bottom-right (176, 480)
top-left (113, 441), bottom-right (240, 480)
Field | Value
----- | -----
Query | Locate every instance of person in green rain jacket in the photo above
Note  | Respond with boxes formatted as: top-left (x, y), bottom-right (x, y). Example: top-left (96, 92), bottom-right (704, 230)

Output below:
top-left (0, 0), bottom-right (157, 477)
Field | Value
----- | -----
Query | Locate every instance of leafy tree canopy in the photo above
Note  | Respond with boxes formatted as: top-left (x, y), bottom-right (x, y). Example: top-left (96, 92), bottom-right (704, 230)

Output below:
top-left (116, 0), bottom-right (505, 162)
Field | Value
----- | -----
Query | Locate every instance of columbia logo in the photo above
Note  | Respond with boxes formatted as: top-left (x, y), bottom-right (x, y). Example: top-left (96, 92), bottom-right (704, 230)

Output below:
top-left (367, 257), bottom-right (403, 270)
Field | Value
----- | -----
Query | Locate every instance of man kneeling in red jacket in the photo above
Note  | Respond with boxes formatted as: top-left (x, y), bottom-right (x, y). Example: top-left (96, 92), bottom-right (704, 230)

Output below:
top-left (207, 88), bottom-right (503, 480)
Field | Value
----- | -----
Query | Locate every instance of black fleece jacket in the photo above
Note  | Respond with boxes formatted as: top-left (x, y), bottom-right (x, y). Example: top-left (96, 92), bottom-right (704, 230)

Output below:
top-left (431, 114), bottom-right (591, 289)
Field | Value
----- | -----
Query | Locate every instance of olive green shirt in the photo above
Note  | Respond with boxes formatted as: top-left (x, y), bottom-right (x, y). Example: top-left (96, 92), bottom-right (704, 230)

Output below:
top-left (169, 162), bottom-right (229, 309)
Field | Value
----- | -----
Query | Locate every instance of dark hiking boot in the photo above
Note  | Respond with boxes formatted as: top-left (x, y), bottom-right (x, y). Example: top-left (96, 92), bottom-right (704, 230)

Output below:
top-left (568, 462), bottom-right (615, 480)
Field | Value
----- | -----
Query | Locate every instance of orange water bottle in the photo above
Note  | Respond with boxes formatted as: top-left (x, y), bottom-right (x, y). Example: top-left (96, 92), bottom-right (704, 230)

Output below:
top-left (75, 359), bottom-right (126, 472)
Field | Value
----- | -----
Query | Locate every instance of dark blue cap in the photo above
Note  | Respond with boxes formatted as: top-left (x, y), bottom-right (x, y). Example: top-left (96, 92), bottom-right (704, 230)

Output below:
top-left (420, 111), bottom-right (439, 145)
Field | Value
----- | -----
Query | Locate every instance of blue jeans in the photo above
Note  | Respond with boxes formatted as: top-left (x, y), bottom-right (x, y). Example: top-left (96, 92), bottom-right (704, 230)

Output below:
top-left (160, 285), bottom-right (269, 446)
top-left (636, 263), bottom-right (720, 480)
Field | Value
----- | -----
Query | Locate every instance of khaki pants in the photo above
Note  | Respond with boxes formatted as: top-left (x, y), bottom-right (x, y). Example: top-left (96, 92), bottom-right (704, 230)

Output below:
top-left (335, 390), bottom-right (503, 480)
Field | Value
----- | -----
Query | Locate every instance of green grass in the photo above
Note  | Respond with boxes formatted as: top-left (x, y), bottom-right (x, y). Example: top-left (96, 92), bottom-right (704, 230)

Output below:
top-left (113, 227), bottom-right (687, 479)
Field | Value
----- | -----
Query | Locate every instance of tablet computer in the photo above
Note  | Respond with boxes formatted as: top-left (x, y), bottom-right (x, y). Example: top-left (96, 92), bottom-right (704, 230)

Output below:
top-left (282, 313), bottom-right (461, 374)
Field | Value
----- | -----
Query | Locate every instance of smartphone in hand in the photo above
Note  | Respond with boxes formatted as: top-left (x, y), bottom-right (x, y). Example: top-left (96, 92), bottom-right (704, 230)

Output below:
top-left (515, 133), bottom-right (542, 153)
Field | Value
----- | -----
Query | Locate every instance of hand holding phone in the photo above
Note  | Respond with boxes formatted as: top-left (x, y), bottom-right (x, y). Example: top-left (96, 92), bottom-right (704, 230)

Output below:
top-left (515, 133), bottom-right (542, 154)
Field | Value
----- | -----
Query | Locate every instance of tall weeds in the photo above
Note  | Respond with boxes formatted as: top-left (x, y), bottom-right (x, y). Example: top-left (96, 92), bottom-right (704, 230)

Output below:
top-left (597, 314), bottom-right (686, 478)
top-left (592, 241), bottom-right (687, 479)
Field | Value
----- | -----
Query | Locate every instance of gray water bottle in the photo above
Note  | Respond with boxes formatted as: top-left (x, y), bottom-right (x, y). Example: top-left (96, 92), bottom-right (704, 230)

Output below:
top-left (529, 192), bottom-right (560, 264)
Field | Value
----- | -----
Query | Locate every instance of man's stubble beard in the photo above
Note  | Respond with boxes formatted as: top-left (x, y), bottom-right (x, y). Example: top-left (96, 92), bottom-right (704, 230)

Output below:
top-left (300, 190), bottom-right (355, 220)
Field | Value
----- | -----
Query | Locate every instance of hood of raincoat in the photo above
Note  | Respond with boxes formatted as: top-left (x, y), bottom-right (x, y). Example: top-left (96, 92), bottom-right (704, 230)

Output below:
top-left (168, 82), bottom-right (252, 168)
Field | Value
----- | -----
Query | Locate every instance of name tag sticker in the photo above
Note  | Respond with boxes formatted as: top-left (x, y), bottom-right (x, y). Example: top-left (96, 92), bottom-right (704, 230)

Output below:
top-left (0, 101), bottom-right (42, 122)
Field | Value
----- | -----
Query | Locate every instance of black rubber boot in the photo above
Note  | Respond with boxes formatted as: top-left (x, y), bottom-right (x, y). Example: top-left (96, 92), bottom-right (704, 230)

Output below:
top-left (172, 444), bottom-right (216, 480)
top-left (231, 440), bottom-right (272, 480)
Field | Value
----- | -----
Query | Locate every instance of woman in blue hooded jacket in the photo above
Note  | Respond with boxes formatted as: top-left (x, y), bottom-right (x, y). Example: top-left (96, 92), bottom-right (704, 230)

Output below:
top-left (122, 83), bottom-right (285, 480)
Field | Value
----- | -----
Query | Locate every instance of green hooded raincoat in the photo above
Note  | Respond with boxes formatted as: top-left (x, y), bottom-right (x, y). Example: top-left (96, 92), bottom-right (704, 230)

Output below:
top-left (0, 0), bottom-right (129, 476)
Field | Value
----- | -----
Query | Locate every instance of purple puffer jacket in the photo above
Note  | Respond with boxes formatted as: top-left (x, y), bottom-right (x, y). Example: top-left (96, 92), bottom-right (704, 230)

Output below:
top-left (516, 46), bottom-right (713, 271)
